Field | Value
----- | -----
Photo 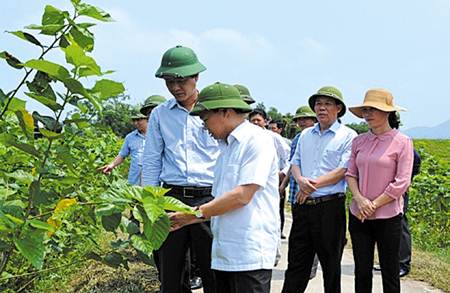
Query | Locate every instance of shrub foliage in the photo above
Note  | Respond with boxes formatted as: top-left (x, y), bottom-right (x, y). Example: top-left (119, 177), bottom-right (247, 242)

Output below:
top-left (0, 1), bottom-right (193, 291)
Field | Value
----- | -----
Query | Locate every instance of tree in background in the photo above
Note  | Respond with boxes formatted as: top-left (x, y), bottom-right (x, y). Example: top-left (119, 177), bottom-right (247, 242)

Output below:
top-left (255, 102), bottom-right (266, 111)
top-left (346, 122), bottom-right (370, 134)
top-left (72, 93), bottom-right (137, 138)
top-left (98, 94), bottom-right (135, 138)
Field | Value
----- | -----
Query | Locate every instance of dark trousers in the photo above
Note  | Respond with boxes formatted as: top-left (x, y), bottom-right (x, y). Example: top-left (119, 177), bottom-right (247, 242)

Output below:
top-left (214, 269), bottom-right (272, 293)
top-left (282, 197), bottom-right (346, 293)
top-left (279, 191), bottom-right (286, 233)
top-left (349, 214), bottom-right (402, 293)
top-left (157, 189), bottom-right (215, 293)
top-left (399, 193), bottom-right (412, 272)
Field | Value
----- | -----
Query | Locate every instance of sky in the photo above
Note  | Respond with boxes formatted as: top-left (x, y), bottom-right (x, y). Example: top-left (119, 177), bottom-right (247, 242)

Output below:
top-left (1, 0), bottom-right (449, 129)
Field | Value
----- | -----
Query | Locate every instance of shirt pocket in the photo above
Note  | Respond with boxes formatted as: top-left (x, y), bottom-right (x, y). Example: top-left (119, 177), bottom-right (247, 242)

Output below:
top-left (224, 165), bottom-right (240, 192)
top-left (322, 149), bottom-right (341, 168)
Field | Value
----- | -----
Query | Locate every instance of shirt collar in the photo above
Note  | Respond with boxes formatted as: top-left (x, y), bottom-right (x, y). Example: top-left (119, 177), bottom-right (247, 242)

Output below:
top-left (132, 129), bottom-right (145, 138)
top-left (312, 119), bottom-right (340, 134)
top-left (367, 128), bottom-right (398, 141)
top-left (226, 120), bottom-right (250, 145)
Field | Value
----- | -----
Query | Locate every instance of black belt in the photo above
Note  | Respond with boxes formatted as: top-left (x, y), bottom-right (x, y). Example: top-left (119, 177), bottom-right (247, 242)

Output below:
top-left (162, 183), bottom-right (212, 198)
top-left (303, 193), bottom-right (345, 206)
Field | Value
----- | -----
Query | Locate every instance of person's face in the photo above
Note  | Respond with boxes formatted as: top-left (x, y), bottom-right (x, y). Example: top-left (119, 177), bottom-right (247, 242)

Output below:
top-left (132, 118), bottom-right (148, 133)
top-left (268, 123), bottom-right (282, 134)
top-left (165, 75), bottom-right (198, 104)
top-left (250, 114), bottom-right (267, 129)
top-left (361, 107), bottom-right (390, 129)
top-left (199, 110), bottom-right (228, 140)
top-left (314, 97), bottom-right (342, 127)
top-left (296, 117), bottom-right (316, 131)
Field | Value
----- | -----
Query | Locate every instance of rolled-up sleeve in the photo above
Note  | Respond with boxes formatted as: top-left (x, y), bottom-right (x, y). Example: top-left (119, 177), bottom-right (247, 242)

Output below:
top-left (384, 137), bottom-right (414, 199)
top-left (345, 139), bottom-right (359, 180)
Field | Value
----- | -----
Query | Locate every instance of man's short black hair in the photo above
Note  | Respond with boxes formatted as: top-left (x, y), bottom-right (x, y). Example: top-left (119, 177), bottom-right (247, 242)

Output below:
top-left (269, 118), bottom-right (284, 129)
top-left (249, 108), bottom-right (267, 120)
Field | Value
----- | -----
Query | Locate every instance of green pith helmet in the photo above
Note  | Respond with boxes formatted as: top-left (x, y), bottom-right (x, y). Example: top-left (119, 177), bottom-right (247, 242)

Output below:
top-left (140, 95), bottom-right (166, 115)
top-left (292, 105), bottom-right (317, 121)
top-left (155, 45), bottom-right (206, 79)
top-left (130, 107), bottom-right (147, 119)
top-left (308, 86), bottom-right (346, 118)
top-left (190, 82), bottom-right (253, 116)
top-left (234, 84), bottom-right (255, 105)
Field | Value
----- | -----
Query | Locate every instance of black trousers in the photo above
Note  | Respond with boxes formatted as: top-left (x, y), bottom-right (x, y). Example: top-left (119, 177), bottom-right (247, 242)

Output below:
top-left (157, 189), bottom-right (216, 293)
top-left (279, 190), bottom-right (286, 233)
top-left (349, 213), bottom-right (402, 293)
top-left (214, 269), bottom-right (272, 293)
top-left (282, 197), bottom-right (346, 293)
top-left (399, 193), bottom-right (412, 272)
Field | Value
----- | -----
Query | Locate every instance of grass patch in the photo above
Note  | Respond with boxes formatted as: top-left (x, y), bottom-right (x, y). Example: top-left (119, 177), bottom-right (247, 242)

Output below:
top-left (411, 246), bottom-right (450, 292)
top-left (48, 256), bottom-right (160, 293)
top-left (33, 229), bottom-right (161, 293)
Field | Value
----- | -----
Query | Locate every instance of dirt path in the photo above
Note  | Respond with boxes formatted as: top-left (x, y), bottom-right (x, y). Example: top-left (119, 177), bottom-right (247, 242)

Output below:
top-left (195, 215), bottom-right (444, 293)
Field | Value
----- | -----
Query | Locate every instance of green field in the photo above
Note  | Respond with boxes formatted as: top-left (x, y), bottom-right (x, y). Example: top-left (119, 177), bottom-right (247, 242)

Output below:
top-left (414, 139), bottom-right (450, 162)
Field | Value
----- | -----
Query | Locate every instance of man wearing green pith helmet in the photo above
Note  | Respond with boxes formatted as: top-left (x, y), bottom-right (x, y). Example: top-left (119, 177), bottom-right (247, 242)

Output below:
top-left (98, 107), bottom-right (147, 186)
top-left (169, 82), bottom-right (279, 293)
top-left (141, 45), bottom-right (219, 293)
top-left (282, 86), bottom-right (357, 293)
top-left (140, 95), bottom-right (166, 118)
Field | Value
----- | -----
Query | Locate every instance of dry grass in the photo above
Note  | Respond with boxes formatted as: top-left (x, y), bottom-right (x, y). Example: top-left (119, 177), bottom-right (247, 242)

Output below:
top-left (410, 247), bottom-right (450, 292)
top-left (50, 250), bottom-right (160, 293)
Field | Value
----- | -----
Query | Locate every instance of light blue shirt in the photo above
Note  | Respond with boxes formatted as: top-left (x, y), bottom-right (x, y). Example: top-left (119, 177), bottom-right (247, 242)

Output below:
top-left (141, 98), bottom-right (220, 187)
top-left (119, 129), bottom-right (145, 185)
top-left (291, 120), bottom-right (357, 198)
top-left (211, 121), bottom-right (279, 271)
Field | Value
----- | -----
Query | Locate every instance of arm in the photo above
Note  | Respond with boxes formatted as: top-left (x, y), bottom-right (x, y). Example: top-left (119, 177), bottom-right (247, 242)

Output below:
top-left (292, 164), bottom-right (317, 204)
top-left (279, 167), bottom-right (291, 195)
top-left (314, 167), bottom-right (347, 189)
top-left (141, 110), bottom-right (164, 186)
top-left (98, 155), bottom-right (125, 174)
top-left (347, 176), bottom-right (376, 222)
top-left (169, 184), bottom-right (260, 231)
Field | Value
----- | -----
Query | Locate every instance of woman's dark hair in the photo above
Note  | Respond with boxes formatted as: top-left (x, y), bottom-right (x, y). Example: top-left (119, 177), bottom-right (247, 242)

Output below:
top-left (388, 112), bottom-right (399, 129)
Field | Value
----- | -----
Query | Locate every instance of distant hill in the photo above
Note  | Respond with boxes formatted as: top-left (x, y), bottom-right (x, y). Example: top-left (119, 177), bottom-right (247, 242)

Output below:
top-left (403, 119), bottom-right (450, 139)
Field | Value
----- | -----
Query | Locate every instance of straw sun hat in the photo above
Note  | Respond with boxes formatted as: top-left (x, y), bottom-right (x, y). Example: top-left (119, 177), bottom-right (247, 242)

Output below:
top-left (349, 89), bottom-right (406, 118)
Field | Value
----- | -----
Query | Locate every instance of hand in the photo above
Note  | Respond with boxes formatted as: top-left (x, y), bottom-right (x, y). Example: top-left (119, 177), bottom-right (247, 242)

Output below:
top-left (295, 177), bottom-right (318, 204)
top-left (355, 197), bottom-right (376, 222)
top-left (169, 212), bottom-right (196, 232)
top-left (279, 184), bottom-right (286, 198)
top-left (98, 163), bottom-right (114, 174)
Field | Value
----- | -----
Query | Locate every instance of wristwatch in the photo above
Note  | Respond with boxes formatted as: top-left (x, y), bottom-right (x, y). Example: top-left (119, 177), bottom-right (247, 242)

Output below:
top-left (372, 201), bottom-right (377, 208)
top-left (194, 206), bottom-right (205, 219)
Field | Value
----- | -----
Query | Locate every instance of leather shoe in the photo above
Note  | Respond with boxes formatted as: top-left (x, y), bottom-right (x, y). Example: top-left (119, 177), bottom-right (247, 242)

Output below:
top-left (373, 265), bottom-right (381, 271)
top-left (399, 269), bottom-right (409, 278)
top-left (281, 233), bottom-right (287, 239)
top-left (189, 276), bottom-right (203, 290)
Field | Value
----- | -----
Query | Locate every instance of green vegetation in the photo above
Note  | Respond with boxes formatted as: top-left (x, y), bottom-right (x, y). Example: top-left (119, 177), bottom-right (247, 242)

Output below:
top-left (0, 2), bottom-right (193, 292)
top-left (409, 139), bottom-right (450, 292)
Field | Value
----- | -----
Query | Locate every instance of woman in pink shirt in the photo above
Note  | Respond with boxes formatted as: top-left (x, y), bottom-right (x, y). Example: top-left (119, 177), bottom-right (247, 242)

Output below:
top-left (346, 89), bottom-right (414, 293)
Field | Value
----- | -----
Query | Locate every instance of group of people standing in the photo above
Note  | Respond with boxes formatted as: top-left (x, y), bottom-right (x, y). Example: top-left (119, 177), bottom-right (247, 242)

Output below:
top-left (100, 45), bottom-right (417, 293)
